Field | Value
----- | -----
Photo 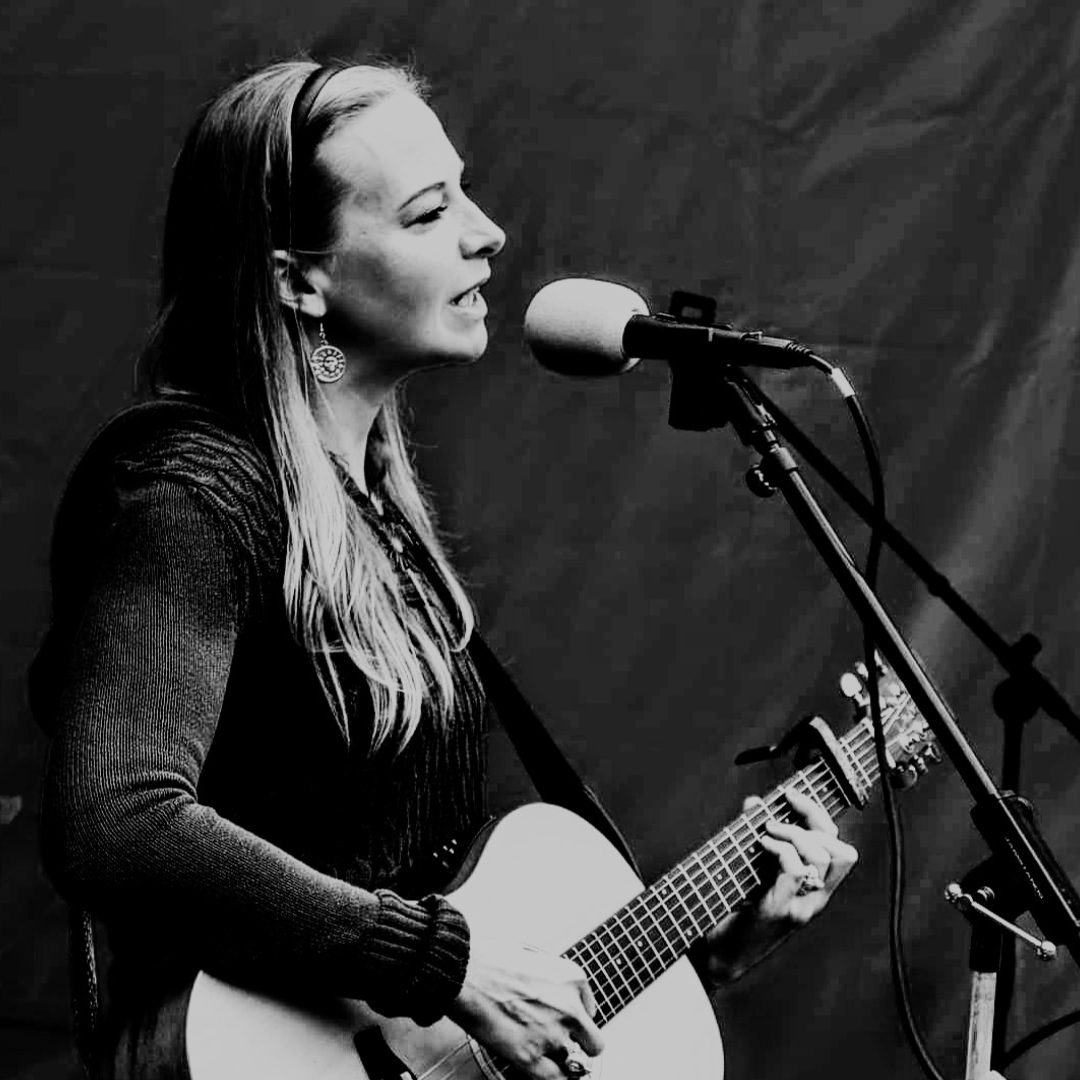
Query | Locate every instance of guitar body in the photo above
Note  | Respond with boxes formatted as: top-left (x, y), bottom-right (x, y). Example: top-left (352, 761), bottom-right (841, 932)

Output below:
top-left (186, 804), bottom-right (724, 1079)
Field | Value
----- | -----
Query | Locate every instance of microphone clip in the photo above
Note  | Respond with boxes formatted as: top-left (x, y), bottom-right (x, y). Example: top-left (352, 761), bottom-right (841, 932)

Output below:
top-left (668, 290), bottom-right (718, 327)
top-left (663, 289), bottom-right (791, 442)
top-left (665, 289), bottom-right (731, 432)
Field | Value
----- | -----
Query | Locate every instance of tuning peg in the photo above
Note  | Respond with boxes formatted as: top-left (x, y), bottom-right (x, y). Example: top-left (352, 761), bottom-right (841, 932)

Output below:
top-left (839, 672), bottom-right (864, 700)
top-left (854, 661), bottom-right (869, 681)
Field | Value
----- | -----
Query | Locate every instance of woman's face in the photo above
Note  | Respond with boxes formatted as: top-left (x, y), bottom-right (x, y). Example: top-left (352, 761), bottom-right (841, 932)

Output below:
top-left (314, 93), bottom-right (506, 383)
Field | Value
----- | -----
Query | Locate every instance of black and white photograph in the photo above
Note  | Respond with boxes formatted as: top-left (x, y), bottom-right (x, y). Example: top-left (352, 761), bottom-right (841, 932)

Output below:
top-left (2, 3), bottom-right (1080, 1079)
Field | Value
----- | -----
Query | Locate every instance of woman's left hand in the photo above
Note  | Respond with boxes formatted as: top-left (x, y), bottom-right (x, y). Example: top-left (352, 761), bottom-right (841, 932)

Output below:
top-left (698, 788), bottom-right (858, 986)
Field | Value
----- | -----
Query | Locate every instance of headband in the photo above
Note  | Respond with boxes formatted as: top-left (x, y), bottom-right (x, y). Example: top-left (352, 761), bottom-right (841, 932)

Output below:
top-left (290, 62), bottom-right (348, 183)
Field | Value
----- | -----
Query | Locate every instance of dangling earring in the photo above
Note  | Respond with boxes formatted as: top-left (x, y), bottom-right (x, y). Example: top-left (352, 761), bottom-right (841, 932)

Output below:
top-left (308, 322), bottom-right (347, 383)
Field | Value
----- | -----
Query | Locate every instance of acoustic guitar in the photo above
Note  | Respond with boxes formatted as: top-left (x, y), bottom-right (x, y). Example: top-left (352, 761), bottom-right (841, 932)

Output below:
top-left (187, 662), bottom-right (937, 1079)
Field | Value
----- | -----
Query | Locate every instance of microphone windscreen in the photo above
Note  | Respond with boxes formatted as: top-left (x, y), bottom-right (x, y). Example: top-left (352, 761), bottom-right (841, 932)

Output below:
top-left (524, 278), bottom-right (649, 377)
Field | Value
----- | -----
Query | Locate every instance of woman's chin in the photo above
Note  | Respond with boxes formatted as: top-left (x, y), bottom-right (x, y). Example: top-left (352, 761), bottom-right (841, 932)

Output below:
top-left (437, 326), bottom-right (490, 366)
top-left (400, 345), bottom-right (487, 382)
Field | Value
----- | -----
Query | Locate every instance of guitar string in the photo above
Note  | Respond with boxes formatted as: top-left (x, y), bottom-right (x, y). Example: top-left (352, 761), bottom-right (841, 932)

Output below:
top-left (414, 1041), bottom-right (474, 1080)
top-left (428, 736), bottom-right (868, 1079)
top-left (419, 692), bottom-right (924, 1068)
top-left (417, 776), bottom-right (857, 1076)
top-left (419, 731), bottom-right (860, 1076)
top-left (584, 804), bottom-right (821, 1015)
top-left (577, 747), bottom-right (853, 993)
top-left (623, 693), bottom-right (913, 926)
top-left (598, 711), bottom-right (920, 1019)
top-left (409, 771), bottom-right (850, 1080)
top-left (572, 695), bottom-right (924, 1017)
top-left (412, 1030), bottom-right (563, 1080)
top-left (587, 709), bottom-right (906, 1003)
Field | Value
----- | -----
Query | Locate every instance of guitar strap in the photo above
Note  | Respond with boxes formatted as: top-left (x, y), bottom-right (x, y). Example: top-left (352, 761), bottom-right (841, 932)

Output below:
top-left (468, 633), bottom-right (640, 876)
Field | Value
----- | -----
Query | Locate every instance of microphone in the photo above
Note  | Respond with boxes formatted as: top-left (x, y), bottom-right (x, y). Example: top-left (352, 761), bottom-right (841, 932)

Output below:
top-left (524, 278), bottom-right (822, 377)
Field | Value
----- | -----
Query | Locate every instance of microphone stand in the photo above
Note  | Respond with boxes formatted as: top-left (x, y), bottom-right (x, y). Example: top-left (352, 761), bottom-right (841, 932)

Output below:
top-left (743, 380), bottom-right (1080, 1071)
top-left (745, 382), bottom-right (1080, 749)
top-left (668, 361), bottom-right (1080, 971)
top-left (736, 377), bottom-right (1080, 1072)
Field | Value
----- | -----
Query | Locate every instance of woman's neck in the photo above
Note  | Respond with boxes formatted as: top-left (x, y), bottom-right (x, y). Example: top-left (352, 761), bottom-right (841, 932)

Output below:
top-left (312, 379), bottom-right (393, 495)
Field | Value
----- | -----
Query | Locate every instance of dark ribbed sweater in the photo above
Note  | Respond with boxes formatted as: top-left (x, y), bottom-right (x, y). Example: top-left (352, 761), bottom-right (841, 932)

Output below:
top-left (33, 402), bottom-right (487, 1032)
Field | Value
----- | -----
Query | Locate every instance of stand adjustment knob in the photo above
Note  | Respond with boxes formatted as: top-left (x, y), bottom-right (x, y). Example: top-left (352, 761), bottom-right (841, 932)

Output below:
top-left (745, 464), bottom-right (776, 497)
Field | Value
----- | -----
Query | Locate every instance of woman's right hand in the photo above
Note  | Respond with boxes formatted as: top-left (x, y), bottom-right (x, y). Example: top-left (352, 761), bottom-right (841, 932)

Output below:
top-left (446, 933), bottom-right (604, 1079)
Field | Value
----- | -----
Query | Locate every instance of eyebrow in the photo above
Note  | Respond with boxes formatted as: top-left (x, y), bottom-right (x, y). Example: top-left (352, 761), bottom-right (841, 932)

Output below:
top-left (397, 157), bottom-right (467, 212)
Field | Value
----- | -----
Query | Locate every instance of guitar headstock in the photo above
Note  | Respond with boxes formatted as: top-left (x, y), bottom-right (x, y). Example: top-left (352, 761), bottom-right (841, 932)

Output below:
top-left (839, 653), bottom-right (939, 788)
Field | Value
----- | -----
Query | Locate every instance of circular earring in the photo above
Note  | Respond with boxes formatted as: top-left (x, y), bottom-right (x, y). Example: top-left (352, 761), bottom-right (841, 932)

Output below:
top-left (308, 323), bottom-right (347, 383)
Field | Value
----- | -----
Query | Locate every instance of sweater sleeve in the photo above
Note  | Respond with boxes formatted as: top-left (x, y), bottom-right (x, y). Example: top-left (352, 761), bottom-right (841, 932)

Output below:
top-left (39, 474), bottom-right (469, 1024)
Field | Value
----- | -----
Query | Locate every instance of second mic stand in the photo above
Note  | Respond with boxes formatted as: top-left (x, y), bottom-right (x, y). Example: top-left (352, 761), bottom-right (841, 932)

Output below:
top-left (669, 360), bottom-right (1080, 967)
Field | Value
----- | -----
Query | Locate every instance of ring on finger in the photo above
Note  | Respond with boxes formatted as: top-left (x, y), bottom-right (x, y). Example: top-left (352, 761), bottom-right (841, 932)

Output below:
top-left (796, 864), bottom-right (826, 896)
top-left (552, 1044), bottom-right (592, 1077)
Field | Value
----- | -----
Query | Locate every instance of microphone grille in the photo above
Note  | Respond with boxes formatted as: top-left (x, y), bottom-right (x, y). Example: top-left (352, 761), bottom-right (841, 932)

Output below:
top-left (524, 278), bottom-right (648, 377)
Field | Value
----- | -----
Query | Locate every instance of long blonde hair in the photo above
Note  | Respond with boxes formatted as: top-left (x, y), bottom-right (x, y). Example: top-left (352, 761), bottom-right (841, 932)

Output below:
top-left (143, 60), bottom-right (477, 750)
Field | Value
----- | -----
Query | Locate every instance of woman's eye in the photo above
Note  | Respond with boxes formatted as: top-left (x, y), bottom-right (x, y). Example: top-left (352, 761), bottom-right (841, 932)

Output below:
top-left (413, 205), bottom-right (447, 226)
top-left (410, 182), bottom-right (475, 226)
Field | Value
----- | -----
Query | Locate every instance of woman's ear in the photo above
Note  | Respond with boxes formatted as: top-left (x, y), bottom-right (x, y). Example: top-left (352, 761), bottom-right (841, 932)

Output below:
top-left (272, 250), bottom-right (328, 318)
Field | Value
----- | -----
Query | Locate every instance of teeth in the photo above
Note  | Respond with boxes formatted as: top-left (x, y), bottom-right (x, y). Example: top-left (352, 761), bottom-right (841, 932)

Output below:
top-left (453, 287), bottom-right (480, 306)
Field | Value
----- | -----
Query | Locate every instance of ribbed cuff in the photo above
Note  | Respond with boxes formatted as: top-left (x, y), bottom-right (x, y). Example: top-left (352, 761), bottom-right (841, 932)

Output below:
top-left (368, 891), bottom-right (470, 1024)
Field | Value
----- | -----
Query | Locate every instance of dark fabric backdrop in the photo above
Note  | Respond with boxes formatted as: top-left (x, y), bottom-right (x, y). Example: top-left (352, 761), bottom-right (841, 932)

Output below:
top-left (4, 1), bottom-right (1080, 1077)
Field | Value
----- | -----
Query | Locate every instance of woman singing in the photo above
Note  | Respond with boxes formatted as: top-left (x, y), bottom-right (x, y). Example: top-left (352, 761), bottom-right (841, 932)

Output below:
top-left (33, 58), bottom-right (857, 1080)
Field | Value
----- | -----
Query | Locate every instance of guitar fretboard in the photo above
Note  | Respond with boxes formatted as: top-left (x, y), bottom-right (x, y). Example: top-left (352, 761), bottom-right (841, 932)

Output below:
top-left (564, 694), bottom-right (919, 1025)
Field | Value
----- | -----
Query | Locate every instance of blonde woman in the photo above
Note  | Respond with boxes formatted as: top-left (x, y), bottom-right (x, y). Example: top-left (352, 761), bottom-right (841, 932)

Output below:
top-left (33, 59), bottom-right (857, 1080)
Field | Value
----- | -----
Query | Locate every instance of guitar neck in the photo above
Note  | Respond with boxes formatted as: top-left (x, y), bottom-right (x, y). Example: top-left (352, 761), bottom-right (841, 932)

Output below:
top-left (564, 707), bottom-right (900, 1026)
